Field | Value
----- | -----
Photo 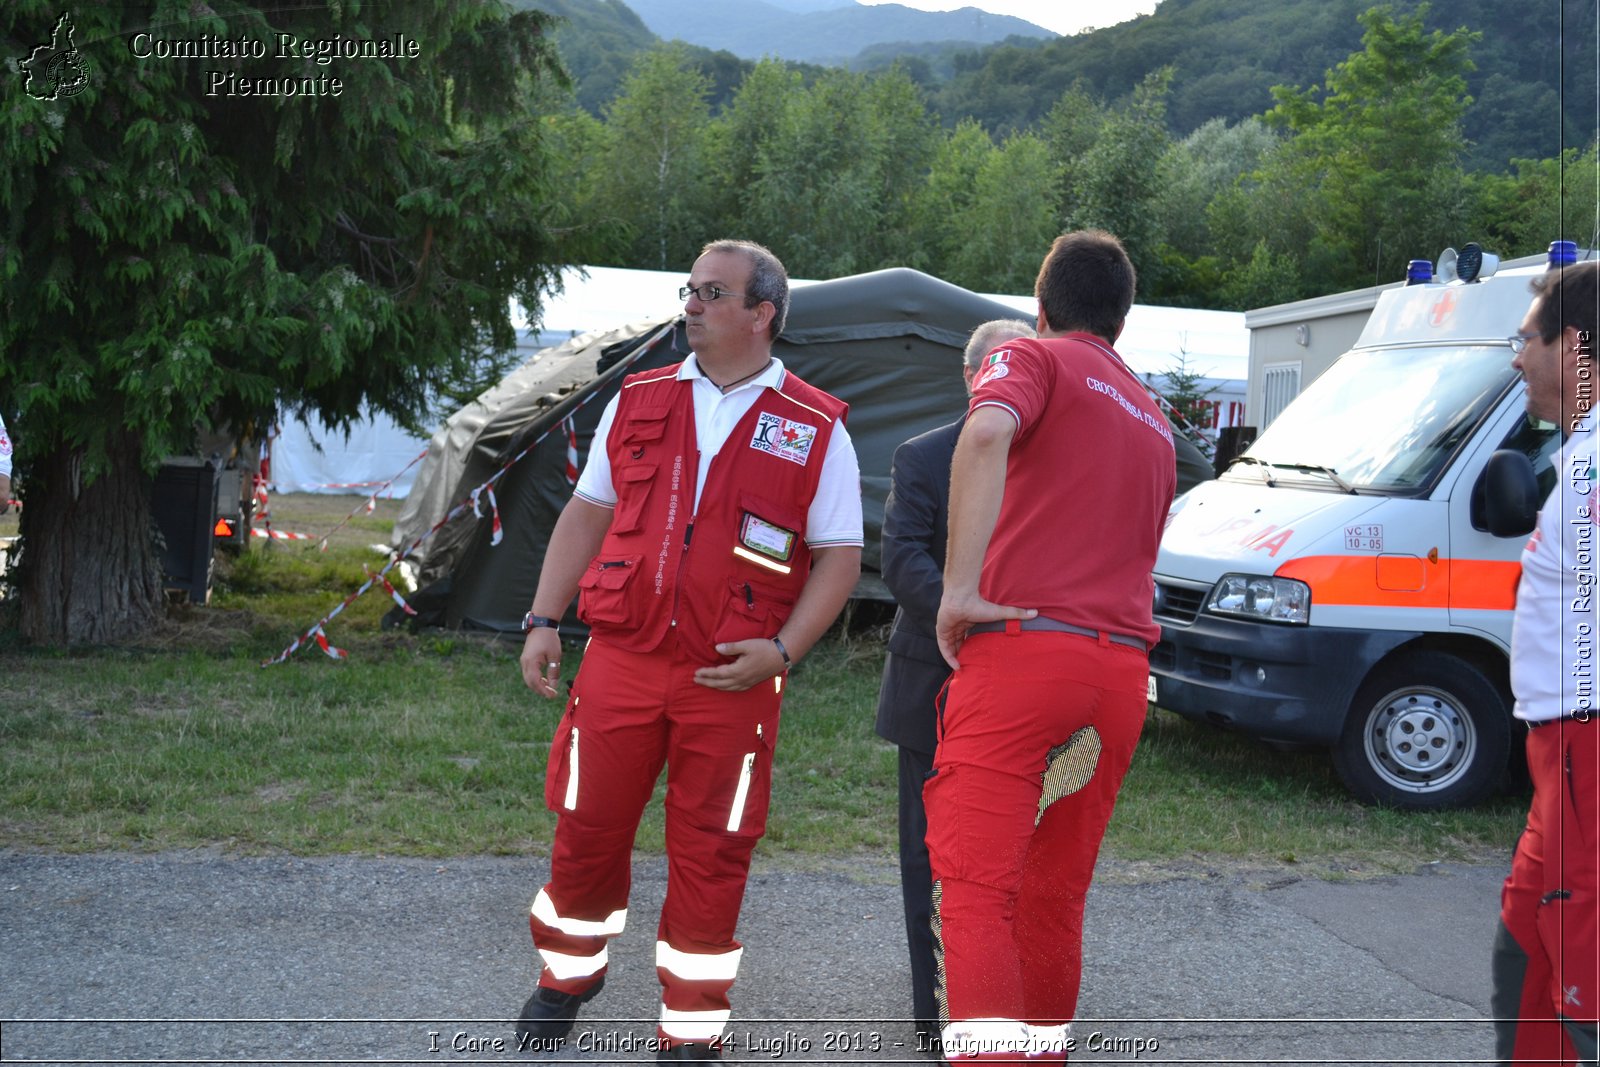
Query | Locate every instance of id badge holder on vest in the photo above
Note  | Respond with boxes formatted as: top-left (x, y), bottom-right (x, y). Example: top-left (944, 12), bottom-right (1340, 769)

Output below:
top-left (734, 512), bottom-right (797, 576)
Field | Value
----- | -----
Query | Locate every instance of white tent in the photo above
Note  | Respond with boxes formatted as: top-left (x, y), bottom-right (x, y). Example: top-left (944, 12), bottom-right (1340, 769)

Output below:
top-left (271, 268), bottom-right (1248, 496)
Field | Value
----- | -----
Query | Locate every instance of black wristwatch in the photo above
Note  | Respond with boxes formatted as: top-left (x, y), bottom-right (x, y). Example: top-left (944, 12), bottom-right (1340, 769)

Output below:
top-left (522, 611), bottom-right (559, 633)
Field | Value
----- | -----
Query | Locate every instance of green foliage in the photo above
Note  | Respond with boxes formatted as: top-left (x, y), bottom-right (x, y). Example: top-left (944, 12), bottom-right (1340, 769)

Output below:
top-left (1059, 68), bottom-right (1176, 297)
top-left (2, 0), bottom-right (596, 469)
top-left (940, 132), bottom-right (1059, 293)
top-left (701, 58), bottom-right (805, 240)
top-left (1258, 5), bottom-right (1477, 289)
top-left (921, 0), bottom-right (1590, 176)
top-left (1468, 145), bottom-right (1600, 261)
top-left (526, 0), bottom-right (1594, 313)
top-left (740, 65), bottom-right (937, 278)
top-left (1, 1), bottom-right (612, 642)
top-left (587, 43), bottom-right (715, 270)
top-left (1197, 4), bottom-right (1489, 303)
top-left (1155, 117), bottom-right (1278, 262)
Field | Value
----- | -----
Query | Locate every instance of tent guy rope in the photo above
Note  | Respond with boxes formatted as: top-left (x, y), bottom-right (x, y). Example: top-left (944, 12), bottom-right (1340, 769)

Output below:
top-left (261, 322), bottom-right (679, 665)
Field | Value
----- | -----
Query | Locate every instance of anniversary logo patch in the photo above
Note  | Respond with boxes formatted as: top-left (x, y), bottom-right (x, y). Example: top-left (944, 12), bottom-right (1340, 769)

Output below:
top-left (749, 411), bottom-right (817, 466)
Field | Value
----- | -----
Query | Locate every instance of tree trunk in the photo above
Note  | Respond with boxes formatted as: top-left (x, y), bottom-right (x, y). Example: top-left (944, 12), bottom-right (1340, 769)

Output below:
top-left (17, 434), bottom-right (164, 646)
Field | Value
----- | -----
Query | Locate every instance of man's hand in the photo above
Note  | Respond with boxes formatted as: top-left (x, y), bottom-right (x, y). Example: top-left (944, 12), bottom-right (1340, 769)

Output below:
top-left (520, 628), bottom-right (564, 698)
top-left (694, 638), bottom-right (788, 692)
top-left (936, 590), bottom-right (1036, 670)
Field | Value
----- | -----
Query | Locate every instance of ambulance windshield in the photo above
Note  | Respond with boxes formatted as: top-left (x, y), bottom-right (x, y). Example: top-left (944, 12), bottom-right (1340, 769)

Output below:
top-left (1236, 344), bottom-right (1517, 493)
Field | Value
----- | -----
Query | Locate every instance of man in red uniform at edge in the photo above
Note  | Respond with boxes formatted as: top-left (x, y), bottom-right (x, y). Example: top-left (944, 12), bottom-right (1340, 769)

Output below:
top-left (514, 239), bottom-right (863, 1061)
top-left (1491, 258), bottom-right (1598, 1067)
top-left (929, 229), bottom-right (1175, 1062)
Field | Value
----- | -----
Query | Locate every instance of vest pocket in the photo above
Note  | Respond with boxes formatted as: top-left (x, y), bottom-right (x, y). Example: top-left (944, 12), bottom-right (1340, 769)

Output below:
top-left (621, 405), bottom-right (670, 445)
top-left (733, 492), bottom-right (805, 576)
top-left (544, 708), bottom-right (578, 812)
top-left (725, 720), bottom-right (777, 838)
top-left (712, 577), bottom-right (796, 647)
top-left (577, 554), bottom-right (642, 626)
top-left (610, 464), bottom-right (657, 534)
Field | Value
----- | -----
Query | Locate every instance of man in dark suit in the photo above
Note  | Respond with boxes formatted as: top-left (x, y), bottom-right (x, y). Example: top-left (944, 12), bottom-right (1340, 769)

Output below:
top-left (875, 318), bottom-right (1036, 1052)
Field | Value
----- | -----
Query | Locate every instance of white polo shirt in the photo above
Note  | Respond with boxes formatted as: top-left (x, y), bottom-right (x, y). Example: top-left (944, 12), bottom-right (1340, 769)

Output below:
top-left (1511, 422), bottom-right (1597, 722)
top-left (574, 355), bottom-right (863, 548)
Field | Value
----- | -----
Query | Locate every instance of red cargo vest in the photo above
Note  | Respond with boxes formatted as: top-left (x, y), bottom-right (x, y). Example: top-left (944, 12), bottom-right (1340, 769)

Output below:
top-left (577, 362), bottom-right (848, 664)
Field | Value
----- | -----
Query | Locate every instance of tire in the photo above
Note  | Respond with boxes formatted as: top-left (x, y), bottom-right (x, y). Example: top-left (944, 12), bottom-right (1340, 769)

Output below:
top-left (1333, 650), bottom-right (1511, 810)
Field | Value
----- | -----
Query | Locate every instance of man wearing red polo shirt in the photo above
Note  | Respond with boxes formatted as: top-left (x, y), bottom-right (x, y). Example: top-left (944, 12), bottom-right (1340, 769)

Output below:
top-left (931, 230), bottom-right (1174, 1062)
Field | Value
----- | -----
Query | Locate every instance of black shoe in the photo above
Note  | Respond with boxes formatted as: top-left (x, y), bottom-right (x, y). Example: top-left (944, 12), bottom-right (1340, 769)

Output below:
top-left (514, 977), bottom-right (604, 1041)
top-left (657, 1040), bottom-right (723, 1060)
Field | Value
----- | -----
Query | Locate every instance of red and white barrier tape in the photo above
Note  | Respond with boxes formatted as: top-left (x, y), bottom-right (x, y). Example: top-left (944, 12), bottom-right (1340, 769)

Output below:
top-left (311, 479), bottom-right (403, 491)
top-left (563, 416), bottom-right (579, 486)
top-left (303, 449), bottom-right (427, 552)
top-left (252, 527), bottom-right (316, 541)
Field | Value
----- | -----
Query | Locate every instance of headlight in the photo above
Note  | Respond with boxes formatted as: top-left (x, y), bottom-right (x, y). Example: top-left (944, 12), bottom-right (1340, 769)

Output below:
top-left (1205, 574), bottom-right (1310, 624)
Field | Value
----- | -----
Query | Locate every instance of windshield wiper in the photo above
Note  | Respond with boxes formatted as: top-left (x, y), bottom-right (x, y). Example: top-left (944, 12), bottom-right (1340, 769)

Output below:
top-left (1278, 462), bottom-right (1357, 494)
top-left (1230, 455), bottom-right (1276, 487)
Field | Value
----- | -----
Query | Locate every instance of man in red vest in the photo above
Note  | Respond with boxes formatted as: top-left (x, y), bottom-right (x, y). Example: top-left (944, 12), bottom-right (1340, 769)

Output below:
top-left (514, 239), bottom-right (863, 1061)
top-left (930, 230), bottom-right (1175, 1061)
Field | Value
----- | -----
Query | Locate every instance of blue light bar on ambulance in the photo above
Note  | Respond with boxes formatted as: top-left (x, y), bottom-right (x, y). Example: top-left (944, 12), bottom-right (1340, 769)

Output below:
top-left (1549, 240), bottom-right (1578, 267)
top-left (1405, 259), bottom-right (1433, 285)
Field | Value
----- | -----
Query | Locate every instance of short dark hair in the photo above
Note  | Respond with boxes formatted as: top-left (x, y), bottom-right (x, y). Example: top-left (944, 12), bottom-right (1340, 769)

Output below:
top-left (1034, 229), bottom-right (1136, 342)
top-left (701, 238), bottom-right (789, 338)
top-left (1530, 259), bottom-right (1599, 353)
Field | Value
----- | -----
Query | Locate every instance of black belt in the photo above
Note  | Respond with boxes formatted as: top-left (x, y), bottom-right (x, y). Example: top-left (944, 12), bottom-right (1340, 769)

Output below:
top-left (1527, 711), bottom-right (1595, 729)
top-left (967, 615), bottom-right (1147, 651)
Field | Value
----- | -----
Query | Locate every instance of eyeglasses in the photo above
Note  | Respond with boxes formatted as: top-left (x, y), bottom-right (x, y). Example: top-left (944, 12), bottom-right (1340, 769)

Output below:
top-left (679, 284), bottom-right (745, 303)
top-left (1507, 330), bottom-right (1539, 355)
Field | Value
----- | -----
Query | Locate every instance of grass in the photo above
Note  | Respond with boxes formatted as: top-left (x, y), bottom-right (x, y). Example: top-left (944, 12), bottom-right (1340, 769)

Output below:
top-left (0, 494), bottom-right (1528, 874)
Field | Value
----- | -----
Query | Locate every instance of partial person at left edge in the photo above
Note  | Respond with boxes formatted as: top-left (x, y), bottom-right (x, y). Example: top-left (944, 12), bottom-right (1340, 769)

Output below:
top-left (0, 411), bottom-right (14, 514)
top-left (513, 238), bottom-right (863, 1061)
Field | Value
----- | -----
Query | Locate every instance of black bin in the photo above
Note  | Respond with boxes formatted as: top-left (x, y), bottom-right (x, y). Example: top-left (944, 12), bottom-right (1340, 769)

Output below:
top-left (153, 457), bottom-right (220, 603)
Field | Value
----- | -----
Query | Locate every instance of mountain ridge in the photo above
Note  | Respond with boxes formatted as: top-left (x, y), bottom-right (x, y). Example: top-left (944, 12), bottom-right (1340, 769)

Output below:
top-left (620, 0), bottom-right (1053, 64)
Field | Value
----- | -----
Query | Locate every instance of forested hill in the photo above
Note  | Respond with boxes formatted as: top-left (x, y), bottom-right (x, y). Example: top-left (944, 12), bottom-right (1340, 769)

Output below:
top-left (925, 0), bottom-right (1594, 173)
top-left (530, 0), bottom-right (1596, 174)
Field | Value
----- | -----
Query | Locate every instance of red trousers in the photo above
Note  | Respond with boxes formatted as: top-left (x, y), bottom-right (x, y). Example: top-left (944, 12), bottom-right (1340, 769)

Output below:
top-left (529, 634), bottom-right (783, 1045)
top-left (1496, 718), bottom-right (1599, 1065)
top-left (925, 628), bottom-right (1147, 1061)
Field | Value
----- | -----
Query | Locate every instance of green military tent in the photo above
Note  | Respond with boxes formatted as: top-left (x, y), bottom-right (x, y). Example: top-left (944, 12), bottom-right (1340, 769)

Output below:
top-left (389, 267), bottom-right (1212, 632)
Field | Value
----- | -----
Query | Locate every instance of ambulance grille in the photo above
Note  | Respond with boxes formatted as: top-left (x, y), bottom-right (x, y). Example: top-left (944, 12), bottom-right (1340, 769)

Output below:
top-left (1154, 582), bottom-right (1206, 625)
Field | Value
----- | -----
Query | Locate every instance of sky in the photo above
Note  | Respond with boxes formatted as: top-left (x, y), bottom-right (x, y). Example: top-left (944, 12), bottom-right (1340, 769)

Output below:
top-left (855, 0), bottom-right (1159, 37)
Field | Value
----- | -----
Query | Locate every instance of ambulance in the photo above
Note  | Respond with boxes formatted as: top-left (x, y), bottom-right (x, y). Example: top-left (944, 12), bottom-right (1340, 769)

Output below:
top-left (1148, 243), bottom-right (1581, 810)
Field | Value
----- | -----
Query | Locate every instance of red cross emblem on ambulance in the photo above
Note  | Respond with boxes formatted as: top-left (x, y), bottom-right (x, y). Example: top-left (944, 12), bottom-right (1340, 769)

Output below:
top-left (1429, 289), bottom-right (1457, 328)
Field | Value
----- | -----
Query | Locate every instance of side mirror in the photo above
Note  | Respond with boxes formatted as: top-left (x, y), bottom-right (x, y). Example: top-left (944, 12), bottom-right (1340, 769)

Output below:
top-left (1472, 449), bottom-right (1541, 538)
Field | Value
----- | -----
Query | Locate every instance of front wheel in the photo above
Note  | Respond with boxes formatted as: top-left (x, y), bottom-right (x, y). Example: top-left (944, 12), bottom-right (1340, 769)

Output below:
top-left (1333, 650), bottom-right (1511, 810)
